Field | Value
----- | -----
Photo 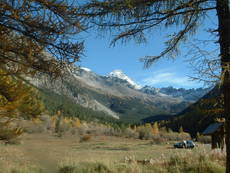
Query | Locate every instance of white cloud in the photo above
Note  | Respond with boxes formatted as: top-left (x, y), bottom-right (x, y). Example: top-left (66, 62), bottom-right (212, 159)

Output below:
top-left (142, 71), bottom-right (200, 88)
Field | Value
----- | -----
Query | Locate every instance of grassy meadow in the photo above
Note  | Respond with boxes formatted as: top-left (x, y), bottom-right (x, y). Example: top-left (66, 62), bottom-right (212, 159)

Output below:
top-left (0, 116), bottom-right (226, 173)
top-left (0, 133), bottom-right (226, 173)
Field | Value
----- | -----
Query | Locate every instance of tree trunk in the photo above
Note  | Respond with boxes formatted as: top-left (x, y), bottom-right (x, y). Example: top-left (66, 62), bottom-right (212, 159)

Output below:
top-left (216, 0), bottom-right (230, 173)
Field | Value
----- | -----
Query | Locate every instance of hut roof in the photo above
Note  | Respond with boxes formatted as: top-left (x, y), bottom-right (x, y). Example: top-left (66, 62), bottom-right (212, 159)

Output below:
top-left (202, 123), bottom-right (224, 135)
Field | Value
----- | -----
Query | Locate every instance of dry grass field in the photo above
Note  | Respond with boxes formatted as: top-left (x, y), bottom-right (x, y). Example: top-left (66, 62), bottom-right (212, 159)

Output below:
top-left (0, 132), bottom-right (226, 173)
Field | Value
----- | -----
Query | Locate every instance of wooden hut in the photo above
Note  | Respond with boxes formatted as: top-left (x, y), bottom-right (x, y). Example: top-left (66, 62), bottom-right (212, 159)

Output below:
top-left (202, 122), bottom-right (225, 150)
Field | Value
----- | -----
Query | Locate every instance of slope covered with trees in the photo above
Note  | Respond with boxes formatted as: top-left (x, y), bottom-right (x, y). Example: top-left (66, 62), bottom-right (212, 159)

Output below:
top-left (39, 88), bottom-right (123, 126)
top-left (162, 86), bottom-right (223, 137)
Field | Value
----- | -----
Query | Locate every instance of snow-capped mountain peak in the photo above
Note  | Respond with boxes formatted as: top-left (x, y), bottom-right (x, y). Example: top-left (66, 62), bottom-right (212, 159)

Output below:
top-left (80, 67), bottom-right (91, 72)
top-left (108, 70), bottom-right (141, 89)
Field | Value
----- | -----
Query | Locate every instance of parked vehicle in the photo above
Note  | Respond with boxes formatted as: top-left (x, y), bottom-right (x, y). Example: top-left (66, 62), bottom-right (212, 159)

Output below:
top-left (174, 140), bottom-right (195, 149)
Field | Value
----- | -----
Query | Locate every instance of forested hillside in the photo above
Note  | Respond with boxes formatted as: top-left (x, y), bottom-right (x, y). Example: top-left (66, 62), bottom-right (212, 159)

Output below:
top-left (39, 88), bottom-right (123, 126)
top-left (162, 86), bottom-right (223, 137)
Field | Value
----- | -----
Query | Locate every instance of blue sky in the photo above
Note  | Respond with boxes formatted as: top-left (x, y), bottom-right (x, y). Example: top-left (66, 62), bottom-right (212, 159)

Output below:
top-left (77, 11), bottom-right (218, 89)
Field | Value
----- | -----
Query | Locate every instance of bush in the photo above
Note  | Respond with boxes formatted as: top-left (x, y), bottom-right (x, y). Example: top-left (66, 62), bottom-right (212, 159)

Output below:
top-left (137, 127), bottom-right (152, 140)
top-left (54, 116), bottom-right (73, 137)
top-left (159, 131), bottom-right (191, 142)
top-left (80, 135), bottom-right (91, 142)
top-left (103, 128), bottom-right (124, 137)
top-left (151, 135), bottom-right (167, 145)
top-left (197, 135), bottom-right (211, 144)
top-left (40, 115), bottom-right (52, 130)
top-left (123, 128), bottom-right (138, 138)
top-left (0, 127), bottom-right (23, 141)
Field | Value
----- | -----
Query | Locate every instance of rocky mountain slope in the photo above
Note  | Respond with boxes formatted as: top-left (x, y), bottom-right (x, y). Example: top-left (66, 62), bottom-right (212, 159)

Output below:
top-left (30, 66), bottom-right (209, 123)
top-left (141, 86), bottom-right (210, 102)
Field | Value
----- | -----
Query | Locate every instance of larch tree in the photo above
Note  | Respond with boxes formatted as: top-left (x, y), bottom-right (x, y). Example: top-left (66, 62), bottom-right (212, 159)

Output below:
top-left (78, 0), bottom-right (230, 172)
top-left (0, 68), bottom-right (44, 140)
top-left (0, 0), bottom-right (84, 78)
top-left (179, 126), bottom-right (184, 133)
top-left (0, 0), bottom-right (84, 138)
top-left (152, 122), bottom-right (159, 135)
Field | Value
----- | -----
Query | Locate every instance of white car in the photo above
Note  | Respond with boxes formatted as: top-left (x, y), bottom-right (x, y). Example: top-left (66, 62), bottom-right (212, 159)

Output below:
top-left (174, 140), bottom-right (195, 149)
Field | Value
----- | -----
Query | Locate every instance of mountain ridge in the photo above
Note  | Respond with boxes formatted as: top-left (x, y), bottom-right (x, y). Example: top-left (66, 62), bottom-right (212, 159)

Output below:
top-left (30, 65), bottom-right (209, 123)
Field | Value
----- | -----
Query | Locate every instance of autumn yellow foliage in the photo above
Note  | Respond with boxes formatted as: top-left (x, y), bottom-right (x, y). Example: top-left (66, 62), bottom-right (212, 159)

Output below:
top-left (74, 118), bottom-right (81, 128)
top-left (0, 69), bottom-right (44, 139)
top-left (152, 122), bottom-right (159, 135)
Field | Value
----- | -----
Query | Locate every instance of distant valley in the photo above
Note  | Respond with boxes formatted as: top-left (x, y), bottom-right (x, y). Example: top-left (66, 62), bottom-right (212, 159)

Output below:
top-left (30, 66), bottom-right (210, 123)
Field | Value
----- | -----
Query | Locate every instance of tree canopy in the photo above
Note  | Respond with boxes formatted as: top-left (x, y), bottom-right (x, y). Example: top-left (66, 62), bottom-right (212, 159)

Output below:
top-left (0, 0), bottom-right (84, 78)
top-left (79, 0), bottom-right (217, 67)
top-left (0, 68), bottom-right (44, 140)
top-left (0, 0), bottom-right (85, 140)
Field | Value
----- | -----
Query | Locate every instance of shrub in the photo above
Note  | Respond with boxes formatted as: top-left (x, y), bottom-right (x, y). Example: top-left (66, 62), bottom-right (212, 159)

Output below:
top-left (179, 126), bottom-right (184, 133)
top-left (197, 135), bottom-right (211, 144)
top-left (0, 126), bottom-right (23, 141)
top-left (54, 116), bottom-right (72, 137)
top-left (55, 115), bottom-right (62, 134)
top-left (152, 122), bottom-right (159, 135)
top-left (80, 135), bottom-right (91, 142)
top-left (123, 128), bottom-right (138, 138)
top-left (40, 115), bottom-right (52, 130)
top-left (159, 131), bottom-right (191, 142)
top-left (103, 128), bottom-right (123, 137)
top-left (151, 135), bottom-right (167, 145)
top-left (73, 118), bottom-right (81, 128)
top-left (137, 127), bottom-right (152, 140)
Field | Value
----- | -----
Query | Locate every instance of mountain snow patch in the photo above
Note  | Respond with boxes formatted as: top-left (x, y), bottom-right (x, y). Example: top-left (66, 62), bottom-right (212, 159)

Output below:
top-left (109, 70), bottom-right (142, 89)
top-left (80, 67), bottom-right (91, 72)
